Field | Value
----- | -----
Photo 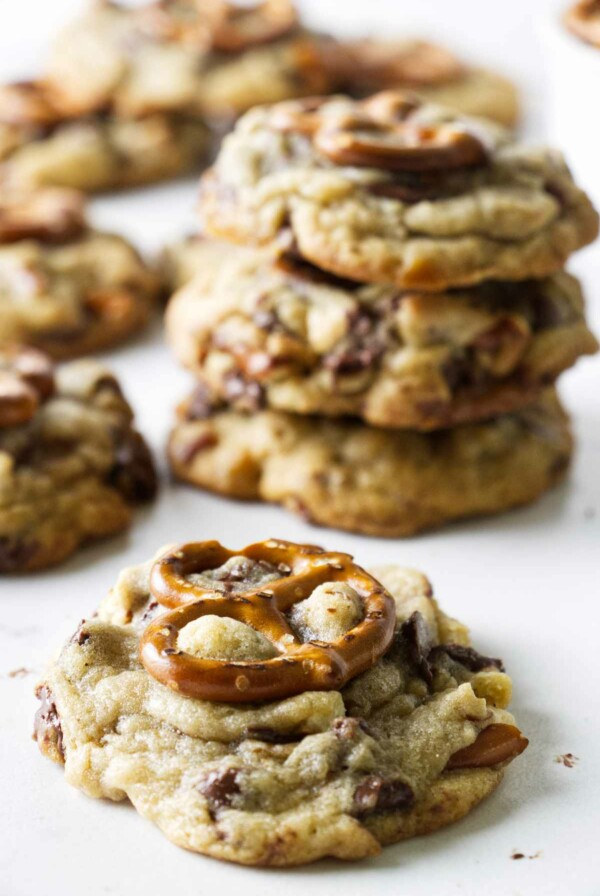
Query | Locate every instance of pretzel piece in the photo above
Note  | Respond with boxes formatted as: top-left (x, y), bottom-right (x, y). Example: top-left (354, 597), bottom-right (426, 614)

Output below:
top-left (0, 346), bottom-right (55, 428)
top-left (313, 91), bottom-right (487, 173)
top-left (564, 0), bottom-right (600, 47)
top-left (0, 188), bottom-right (87, 245)
top-left (140, 539), bottom-right (396, 703)
top-left (446, 723), bottom-right (529, 770)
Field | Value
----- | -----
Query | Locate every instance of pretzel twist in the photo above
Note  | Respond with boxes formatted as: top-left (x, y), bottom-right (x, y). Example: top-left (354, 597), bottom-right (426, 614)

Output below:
top-left (0, 346), bottom-right (55, 428)
top-left (270, 91), bottom-right (487, 174)
top-left (140, 539), bottom-right (396, 703)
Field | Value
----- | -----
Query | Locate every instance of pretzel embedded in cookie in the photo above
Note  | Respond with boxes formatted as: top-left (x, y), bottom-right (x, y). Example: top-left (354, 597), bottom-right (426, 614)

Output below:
top-left (0, 346), bottom-right (55, 428)
top-left (140, 539), bottom-right (396, 702)
top-left (207, 0), bottom-right (299, 53)
top-left (564, 0), bottom-right (600, 47)
top-left (0, 188), bottom-right (87, 245)
top-left (313, 92), bottom-right (488, 172)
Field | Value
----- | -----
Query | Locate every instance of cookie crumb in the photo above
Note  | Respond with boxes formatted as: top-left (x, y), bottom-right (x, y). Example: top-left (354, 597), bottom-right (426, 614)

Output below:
top-left (555, 752), bottom-right (578, 768)
top-left (511, 850), bottom-right (541, 860)
top-left (8, 667), bottom-right (31, 678)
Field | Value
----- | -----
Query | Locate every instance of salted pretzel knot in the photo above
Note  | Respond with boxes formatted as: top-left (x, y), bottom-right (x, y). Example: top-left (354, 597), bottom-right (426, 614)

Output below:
top-left (140, 539), bottom-right (396, 703)
top-left (0, 346), bottom-right (55, 428)
top-left (271, 91), bottom-right (488, 173)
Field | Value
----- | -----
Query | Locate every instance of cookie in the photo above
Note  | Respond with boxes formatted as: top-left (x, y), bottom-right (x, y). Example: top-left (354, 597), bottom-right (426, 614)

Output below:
top-left (165, 241), bottom-right (597, 430)
top-left (0, 188), bottom-right (160, 357)
top-left (199, 91), bottom-right (599, 290)
top-left (45, 1), bottom-right (336, 122)
top-left (0, 346), bottom-right (156, 572)
top-left (327, 40), bottom-right (519, 127)
top-left (168, 390), bottom-right (571, 537)
top-left (35, 537), bottom-right (527, 865)
top-left (0, 82), bottom-right (209, 192)
top-left (564, 1), bottom-right (600, 47)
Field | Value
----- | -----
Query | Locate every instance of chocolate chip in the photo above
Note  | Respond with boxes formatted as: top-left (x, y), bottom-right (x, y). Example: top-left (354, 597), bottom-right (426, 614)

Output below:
top-left (0, 536), bottom-right (38, 572)
top-left (397, 611), bottom-right (434, 684)
top-left (141, 600), bottom-right (159, 622)
top-left (109, 430), bottom-right (157, 503)
top-left (245, 727), bottom-right (302, 744)
top-left (197, 768), bottom-right (241, 813)
top-left (353, 775), bottom-right (414, 817)
top-left (430, 643), bottom-right (505, 673)
top-left (33, 685), bottom-right (65, 762)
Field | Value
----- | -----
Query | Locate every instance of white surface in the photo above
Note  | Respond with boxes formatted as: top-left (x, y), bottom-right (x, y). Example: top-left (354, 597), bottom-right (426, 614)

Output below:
top-left (1, 2), bottom-right (599, 895)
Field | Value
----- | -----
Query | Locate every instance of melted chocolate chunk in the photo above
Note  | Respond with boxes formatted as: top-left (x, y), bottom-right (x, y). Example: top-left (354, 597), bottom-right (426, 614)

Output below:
top-left (0, 536), bottom-right (38, 572)
top-left (71, 620), bottom-right (90, 646)
top-left (197, 768), bottom-right (241, 814)
top-left (353, 775), bottom-right (414, 817)
top-left (245, 727), bottom-right (302, 744)
top-left (109, 430), bottom-right (157, 503)
top-left (33, 685), bottom-right (65, 762)
top-left (397, 611), bottom-right (434, 684)
top-left (431, 643), bottom-right (505, 673)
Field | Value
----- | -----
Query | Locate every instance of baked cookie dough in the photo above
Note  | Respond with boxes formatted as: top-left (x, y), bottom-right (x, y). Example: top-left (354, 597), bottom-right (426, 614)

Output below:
top-left (199, 91), bottom-right (599, 290)
top-left (168, 389), bottom-right (572, 537)
top-left (0, 188), bottom-right (160, 357)
top-left (0, 81), bottom-right (209, 192)
top-left (165, 241), bottom-right (597, 430)
top-left (45, 0), bottom-right (336, 122)
top-left (564, 1), bottom-right (600, 47)
top-left (0, 347), bottom-right (156, 572)
top-left (327, 39), bottom-right (519, 127)
top-left (35, 538), bottom-right (527, 865)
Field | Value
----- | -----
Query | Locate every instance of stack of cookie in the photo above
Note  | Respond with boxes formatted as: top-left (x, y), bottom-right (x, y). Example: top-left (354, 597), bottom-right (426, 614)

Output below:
top-left (166, 90), bottom-right (598, 537)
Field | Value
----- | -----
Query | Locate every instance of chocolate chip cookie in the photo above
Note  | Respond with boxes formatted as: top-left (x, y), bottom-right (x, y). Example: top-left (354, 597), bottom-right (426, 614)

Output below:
top-left (165, 240), bottom-right (597, 430)
top-left (0, 347), bottom-right (156, 572)
top-left (35, 538), bottom-right (527, 864)
top-left (0, 81), bottom-right (209, 192)
top-left (326, 39), bottom-right (519, 127)
top-left (199, 91), bottom-right (599, 289)
top-left (168, 389), bottom-right (571, 536)
top-left (45, 1), bottom-right (335, 120)
top-left (0, 188), bottom-right (160, 357)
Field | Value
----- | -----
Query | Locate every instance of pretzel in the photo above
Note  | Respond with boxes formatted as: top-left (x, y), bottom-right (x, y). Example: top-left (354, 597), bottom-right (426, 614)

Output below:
top-left (564, 0), bottom-right (600, 47)
top-left (0, 188), bottom-right (87, 245)
top-left (0, 81), bottom-right (65, 128)
top-left (446, 723), bottom-right (528, 770)
top-left (0, 346), bottom-right (55, 428)
top-left (206, 0), bottom-right (299, 53)
top-left (313, 91), bottom-right (487, 173)
top-left (140, 539), bottom-right (396, 703)
top-left (341, 40), bottom-right (465, 90)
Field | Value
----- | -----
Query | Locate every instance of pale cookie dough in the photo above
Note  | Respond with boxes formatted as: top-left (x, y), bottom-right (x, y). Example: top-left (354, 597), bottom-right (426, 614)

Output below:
top-left (168, 390), bottom-right (572, 537)
top-left (0, 188), bottom-right (160, 357)
top-left (165, 240), bottom-right (597, 430)
top-left (199, 92), bottom-right (599, 289)
top-left (0, 81), bottom-right (209, 192)
top-left (44, 1), bottom-right (337, 122)
top-left (328, 39), bottom-right (519, 127)
top-left (35, 542), bottom-right (526, 865)
top-left (0, 348), bottom-right (156, 572)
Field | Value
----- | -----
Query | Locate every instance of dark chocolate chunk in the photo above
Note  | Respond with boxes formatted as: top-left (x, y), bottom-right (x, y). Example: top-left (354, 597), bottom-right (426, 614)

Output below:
top-left (109, 430), bottom-right (157, 503)
top-left (197, 768), bottom-right (241, 813)
top-left (223, 373), bottom-right (265, 411)
top-left (397, 611), bottom-right (434, 684)
top-left (245, 727), bottom-right (302, 744)
top-left (353, 775), bottom-right (414, 816)
top-left (430, 643), bottom-right (504, 673)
